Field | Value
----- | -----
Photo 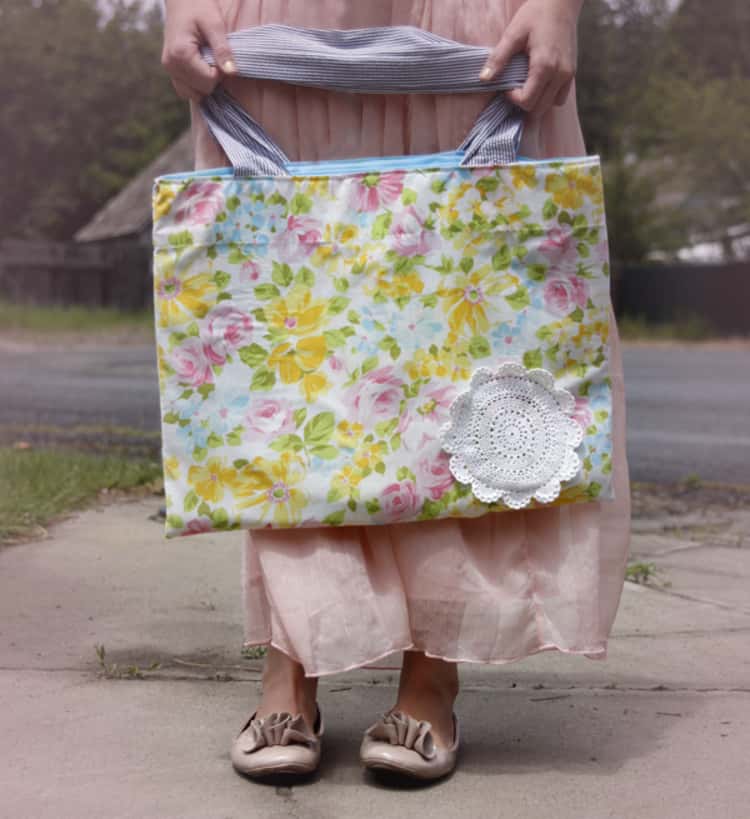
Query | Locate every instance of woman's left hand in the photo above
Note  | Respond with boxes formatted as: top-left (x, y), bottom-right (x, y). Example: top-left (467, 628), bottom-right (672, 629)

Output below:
top-left (480, 0), bottom-right (584, 115)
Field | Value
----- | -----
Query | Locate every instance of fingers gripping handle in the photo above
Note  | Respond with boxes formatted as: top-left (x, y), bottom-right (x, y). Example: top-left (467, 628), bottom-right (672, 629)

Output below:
top-left (199, 24), bottom-right (529, 176)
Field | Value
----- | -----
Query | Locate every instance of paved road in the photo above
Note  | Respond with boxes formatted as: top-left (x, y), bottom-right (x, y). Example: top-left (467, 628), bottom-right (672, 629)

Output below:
top-left (1, 341), bottom-right (748, 484)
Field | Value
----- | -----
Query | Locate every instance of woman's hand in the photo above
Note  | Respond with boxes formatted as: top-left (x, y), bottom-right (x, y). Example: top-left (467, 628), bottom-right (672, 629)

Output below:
top-left (162, 0), bottom-right (237, 101)
top-left (480, 0), bottom-right (583, 114)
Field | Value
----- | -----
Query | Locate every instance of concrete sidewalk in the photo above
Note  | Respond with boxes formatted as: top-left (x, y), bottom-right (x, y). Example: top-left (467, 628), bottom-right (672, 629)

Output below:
top-left (1, 492), bottom-right (749, 819)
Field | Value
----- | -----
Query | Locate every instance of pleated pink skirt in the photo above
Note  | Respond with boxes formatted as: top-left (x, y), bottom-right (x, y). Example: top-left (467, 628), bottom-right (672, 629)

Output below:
top-left (193, 0), bottom-right (631, 677)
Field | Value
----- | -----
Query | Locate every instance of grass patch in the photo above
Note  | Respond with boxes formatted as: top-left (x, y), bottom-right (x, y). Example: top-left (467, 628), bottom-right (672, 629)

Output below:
top-left (0, 447), bottom-right (161, 542)
top-left (618, 313), bottom-right (715, 341)
top-left (0, 300), bottom-right (153, 335)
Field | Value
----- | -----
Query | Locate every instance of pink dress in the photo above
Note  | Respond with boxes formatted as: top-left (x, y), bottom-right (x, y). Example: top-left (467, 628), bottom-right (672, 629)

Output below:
top-left (192, 0), bottom-right (631, 677)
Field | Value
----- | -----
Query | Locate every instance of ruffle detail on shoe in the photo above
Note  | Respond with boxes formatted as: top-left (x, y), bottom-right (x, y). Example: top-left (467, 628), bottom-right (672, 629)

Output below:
top-left (364, 709), bottom-right (437, 760)
top-left (236, 711), bottom-right (320, 754)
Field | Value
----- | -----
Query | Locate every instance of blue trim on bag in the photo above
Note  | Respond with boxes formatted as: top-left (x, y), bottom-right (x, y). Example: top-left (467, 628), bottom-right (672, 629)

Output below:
top-left (157, 150), bottom-right (597, 182)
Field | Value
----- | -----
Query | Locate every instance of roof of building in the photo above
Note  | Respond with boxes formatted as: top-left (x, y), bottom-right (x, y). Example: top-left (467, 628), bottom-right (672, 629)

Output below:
top-left (75, 130), bottom-right (193, 242)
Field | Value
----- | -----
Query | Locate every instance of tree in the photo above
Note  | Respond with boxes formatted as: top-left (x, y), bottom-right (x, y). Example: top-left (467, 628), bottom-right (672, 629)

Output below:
top-left (0, 0), bottom-right (188, 240)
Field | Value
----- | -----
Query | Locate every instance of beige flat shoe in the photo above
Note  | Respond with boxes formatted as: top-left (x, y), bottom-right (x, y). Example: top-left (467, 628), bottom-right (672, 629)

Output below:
top-left (230, 703), bottom-right (324, 778)
top-left (360, 709), bottom-right (460, 780)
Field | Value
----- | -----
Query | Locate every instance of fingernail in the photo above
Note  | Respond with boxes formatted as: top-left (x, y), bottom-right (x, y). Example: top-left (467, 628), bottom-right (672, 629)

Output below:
top-left (223, 59), bottom-right (236, 73)
top-left (479, 66), bottom-right (492, 81)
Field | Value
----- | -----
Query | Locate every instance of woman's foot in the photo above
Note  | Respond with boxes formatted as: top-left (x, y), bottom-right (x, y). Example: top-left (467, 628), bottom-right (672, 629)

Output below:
top-left (392, 650), bottom-right (459, 748)
top-left (254, 646), bottom-right (319, 730)
top-left (231, 647), bottom-right (322, 778)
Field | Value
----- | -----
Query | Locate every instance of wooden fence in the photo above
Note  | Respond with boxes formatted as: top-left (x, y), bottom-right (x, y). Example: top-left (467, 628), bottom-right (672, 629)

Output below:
top-left (0, 237), bottom-right (152, 311)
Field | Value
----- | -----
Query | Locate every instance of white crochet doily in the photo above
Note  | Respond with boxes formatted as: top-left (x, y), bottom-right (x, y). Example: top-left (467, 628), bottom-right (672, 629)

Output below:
top-left (440, 362), bottom-right (583, 509)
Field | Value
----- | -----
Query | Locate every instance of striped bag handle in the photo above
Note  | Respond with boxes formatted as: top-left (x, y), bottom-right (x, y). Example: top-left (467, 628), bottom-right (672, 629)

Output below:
top-left (198, 24), bottom-right (529, 177)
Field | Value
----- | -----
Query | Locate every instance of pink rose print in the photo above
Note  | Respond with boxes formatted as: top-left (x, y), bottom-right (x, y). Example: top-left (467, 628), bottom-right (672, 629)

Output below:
top-left (572, 397), bottom-right (593, 431)
top-left (398, 385), bottom-right (457, 451)
top-left (183, 518), bottom-right (213, 536)
top-left (540, 226), bottom-right (577, 268)
top-left (389, 206), bottom-right (435, 257)
top-left (171, 337), bottom-right (213, 388)
top-left (349, 171), bottom-right (405, 212)
top-left (543, 275), bottom-right (589, 316)
top-left (174, 181), bottom-right (224, 227)
top-left (240, 259), bottom-right (261, 283)
top-left (349, 366), bottom-right (404, 425)
top-left (202, 305), bottom-right (254, 365)
top-left (271, 215), bottom-right (322, 261)
top-left (416, 451), bottom-right (454, 501)
top-left (245, 399), bottom-right (295, 440)
top-left (380, 480), bottom-right (419, 521)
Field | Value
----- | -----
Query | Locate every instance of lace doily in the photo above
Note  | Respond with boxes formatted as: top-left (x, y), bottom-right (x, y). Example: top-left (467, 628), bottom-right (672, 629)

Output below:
top-left (440, 363), bottom-right (583, 509)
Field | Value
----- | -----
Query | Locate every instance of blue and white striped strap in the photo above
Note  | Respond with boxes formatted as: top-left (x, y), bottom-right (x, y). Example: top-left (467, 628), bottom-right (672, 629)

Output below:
top-left (199, 24), bottom-right (529, 177)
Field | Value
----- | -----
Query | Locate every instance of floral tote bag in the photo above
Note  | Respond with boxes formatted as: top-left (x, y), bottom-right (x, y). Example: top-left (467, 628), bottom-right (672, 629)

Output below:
top-left (152, 25), bottom-right (615, 537)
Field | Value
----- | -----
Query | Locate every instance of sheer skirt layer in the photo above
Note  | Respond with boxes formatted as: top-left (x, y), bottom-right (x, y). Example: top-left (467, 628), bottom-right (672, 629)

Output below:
top-left (191, 0), bottom-right (631, 677)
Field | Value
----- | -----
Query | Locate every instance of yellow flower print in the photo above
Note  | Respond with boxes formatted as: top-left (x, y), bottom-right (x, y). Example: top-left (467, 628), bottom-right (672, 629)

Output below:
top-left (154, 183), bottom-right (177, 221)
top-left (164, 456), bottom-right (180, 482)
top-left (438, 267), bottom-right (511, 334)
top-left (188, 457), bottom-right (239, 503)
top-left (510, 165), bottom-right (537, 190)
top-left (373, 268), bottom-right (424, 301)
top-left (268, 336), bottom-right (328, 385)
top-left (267, 287), bottom-right (327, 338)
top-left (353, 440), bottom-right (389, 471)
top-left (234, 452), bottom-right (308, 525)
top-left (335, 420), bottom-right (364, 449)
top-left (330, 465), bottom-right (363, 498)
top-left (301, 372), bottom-right (330, 402)
top-left (154, 252), bottom-right (216, 328)
top-left (545, 167), bottom-right (603, 210)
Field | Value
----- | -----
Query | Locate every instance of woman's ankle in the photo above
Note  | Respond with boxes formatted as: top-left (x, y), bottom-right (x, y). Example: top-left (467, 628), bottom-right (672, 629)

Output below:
top-left (256, 647), bottom-right (318, 723)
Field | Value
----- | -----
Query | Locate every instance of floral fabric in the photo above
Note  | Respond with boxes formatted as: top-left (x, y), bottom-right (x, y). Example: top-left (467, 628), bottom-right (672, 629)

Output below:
top-left (153, 156), bottom-right (613, 537)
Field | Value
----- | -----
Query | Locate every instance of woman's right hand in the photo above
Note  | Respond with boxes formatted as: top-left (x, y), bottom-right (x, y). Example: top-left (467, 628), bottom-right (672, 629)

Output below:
top-left (162, 0), bottom-right (237, 101)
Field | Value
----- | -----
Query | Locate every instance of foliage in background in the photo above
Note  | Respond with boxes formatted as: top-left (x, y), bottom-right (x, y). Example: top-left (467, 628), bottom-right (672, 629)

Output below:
top-left (0, 0), bottom-right (187, 240)
top-left (0, 0), bottom-right (748, 266)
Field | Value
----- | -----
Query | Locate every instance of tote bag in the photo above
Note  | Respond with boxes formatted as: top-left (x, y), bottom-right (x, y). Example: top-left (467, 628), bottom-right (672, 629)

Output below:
top-left (152, 25), bottom-right (615, 538)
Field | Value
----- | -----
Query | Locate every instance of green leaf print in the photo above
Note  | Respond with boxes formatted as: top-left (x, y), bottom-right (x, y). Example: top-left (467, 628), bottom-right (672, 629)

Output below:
top-left (226, 426), bottom-right (243, 446)
top-left (290, 193), bottom-right (313, 214)
top-left (197, 383), bottom-right (214, 399)
top-left (430, 178), bottom-right (447, 194)
top-left (207, 432), bottom-right (223, 448)
top-left (492, 244), bottom-right (512, 270)
top-left (558, 210), bottom-right (573, 226)
top-left (293, 408), bottom-right (307, 428)
top-left (542, 199), bottom-right (558, 220)
top-left (163, 411), bottom-right (180, 424)
top-left (365, 498), bottom-right (381, 515)
top-left (371, 212), bottom-right (392, 240)
top-left (304, 412), bottom-right (335, 445)
top-left (322, 509), bottom-right (346, 526)
top-left (193, 446), bottom-right (208, 462)
top-left (569, 307), bottom-right (584, 322)
top-left (327, 487), bottom-right (344, 503)
top-left (523, 349), bottom-right (543, 369)
top-left (214, 270), bottom-right (231, 289)
top-left (166, 515), bottom-right (184, 531)
top-left (250, 368), bottom-right (276, 390)
top-left (269, 434), bottom-right (304, 453)
top-left (421, 293), bottom-right (438, 308)
top-left (347, 499), bottom-right (358, 512)
top-left (468, 335), bottom-right (491, 359)
top-left (238, 344), bottom-right (268, 367)
top-left (168, 230), bottom-right (193, 248)
top-left (295, 267), bottom-right (315, 287)
top-left (506, 287), bottom-right (530, 310)
top-left (227, 246), bottom-right (248, 265)
top-left (233, 459), bottom-right (249, 469)
top-left (211, 507), bottom-right (229, 528)
top-left (528, 264), bottom-right (547, 282)
top-left (361, 356), bottom-right (379, 375)
top-left (459, 256), bottom-right (474, 273)
top-left (347, 309), bottom-right (360, 324)
top-left (271, 262), bottom-right (293, 287)
top-left (421, 499), bottom-right (443, 520)
top-left (401, 188), bottom-right (417, 205)
top-left (254, 283), bottom-right (281, 300)
top-left (184, 491), bottom-right (199, 512)
top-left (594, 409), bottom-right (609, 423)
top-left (226, 195), bottom-right (241, 212)
top-left (310, 444), bottom-right (338, 460)
top-left (334, 277), bottom-right (349, 293)
top-left (328, 296), bottom-right (350, 315)
top-left (476, 176), bottom-right (499, 195)
top-left (586, 482), bottom-right (602, 499)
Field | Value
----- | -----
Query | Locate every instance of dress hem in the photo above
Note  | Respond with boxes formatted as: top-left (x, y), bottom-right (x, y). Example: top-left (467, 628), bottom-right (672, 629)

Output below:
top-left (242, 637), bottom-right (609, 679)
